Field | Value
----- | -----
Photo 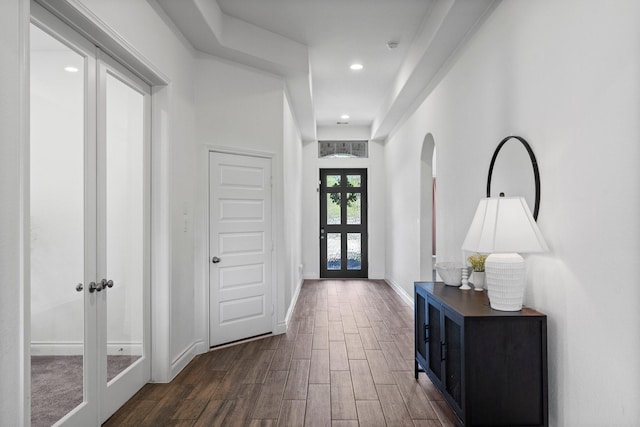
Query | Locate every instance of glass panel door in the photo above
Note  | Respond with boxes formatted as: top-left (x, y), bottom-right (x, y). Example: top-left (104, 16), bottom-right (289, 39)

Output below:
top-left (103, 68), bottom-right (145, 381)
top-left (30, 6), bottom-right (151, 425)
top-left (319, 169), bottom-right (368, 278)
top-left (98, 54), bottom-right (151, 421)
top-left (30, 17), bottom-right (98, 427)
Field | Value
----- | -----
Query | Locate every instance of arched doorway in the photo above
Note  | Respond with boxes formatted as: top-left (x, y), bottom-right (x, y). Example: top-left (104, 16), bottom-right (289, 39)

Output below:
top-left (420, 134), bottom-right (435, 281)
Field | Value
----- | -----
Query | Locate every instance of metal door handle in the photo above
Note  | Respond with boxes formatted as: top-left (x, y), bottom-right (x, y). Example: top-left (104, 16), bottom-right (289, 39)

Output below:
top-left (101, 279), bottom-right (114, 289)
top-left (212, 256), bottom-right (221, 264)
top-left (76, 283), bottom-right (83, 292)
top-left (89, 281), bottom-right (102, 293)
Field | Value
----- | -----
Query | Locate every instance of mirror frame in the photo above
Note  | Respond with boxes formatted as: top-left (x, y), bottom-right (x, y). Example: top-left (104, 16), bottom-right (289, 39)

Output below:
top-left (486, 135), bottom-right (541, 220)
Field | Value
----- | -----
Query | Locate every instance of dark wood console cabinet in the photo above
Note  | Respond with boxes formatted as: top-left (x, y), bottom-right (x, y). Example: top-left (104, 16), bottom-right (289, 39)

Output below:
top-left (414, 282), bottom-right (548, 427)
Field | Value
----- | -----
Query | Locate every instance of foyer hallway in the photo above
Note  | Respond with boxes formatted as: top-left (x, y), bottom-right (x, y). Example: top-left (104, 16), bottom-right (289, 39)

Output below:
top-left (103, 279), bottom-right (455, 426)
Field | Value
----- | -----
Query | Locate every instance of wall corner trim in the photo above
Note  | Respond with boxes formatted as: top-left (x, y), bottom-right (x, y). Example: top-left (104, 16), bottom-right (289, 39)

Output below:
top-left (284, 277), bottom-right (304, 327)
top-left (384, 278), bottom-right (414, 308)
top-left (168, 340), bottom-right (203, 382)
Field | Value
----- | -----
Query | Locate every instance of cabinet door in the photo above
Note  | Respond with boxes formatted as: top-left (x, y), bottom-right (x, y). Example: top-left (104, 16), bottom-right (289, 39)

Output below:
top-left (415, 290), bottom-right (427, 364)
top-left (426, 298), bottom-right (443, 385)
top-left (443, 310), bottom-right (463, 414)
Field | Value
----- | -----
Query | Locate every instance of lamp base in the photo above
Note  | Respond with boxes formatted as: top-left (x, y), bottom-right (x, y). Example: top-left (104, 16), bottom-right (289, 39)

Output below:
top-left (485, 253), bottom-right (526, 311)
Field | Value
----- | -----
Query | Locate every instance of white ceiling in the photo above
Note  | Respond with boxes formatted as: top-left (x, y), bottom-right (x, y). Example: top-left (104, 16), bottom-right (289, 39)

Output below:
top-left (156, 0), bottom-right (500, 141)
top-left (217, 0), bottom-right (431, 128)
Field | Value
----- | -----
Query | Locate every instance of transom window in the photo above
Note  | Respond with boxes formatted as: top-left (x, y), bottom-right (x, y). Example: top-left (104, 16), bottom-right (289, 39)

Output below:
top-left (318, 140), bottom-right (368, 158)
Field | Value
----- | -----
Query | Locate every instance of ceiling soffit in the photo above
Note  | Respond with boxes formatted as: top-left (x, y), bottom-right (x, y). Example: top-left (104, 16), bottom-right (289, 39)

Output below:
top-left (156, 0), bottom-right (501, 142)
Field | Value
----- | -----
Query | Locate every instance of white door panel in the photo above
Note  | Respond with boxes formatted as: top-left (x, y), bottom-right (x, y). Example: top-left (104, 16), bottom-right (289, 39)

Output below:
top-left (209, 152), bottom-right (272, 346)
top-left (30, 5), bottom-right (151, 425)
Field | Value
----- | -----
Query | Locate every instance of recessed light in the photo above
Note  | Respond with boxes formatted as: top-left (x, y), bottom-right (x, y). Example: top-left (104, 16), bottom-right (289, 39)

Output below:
top-left (349, 63), bottom-right (363, 71)
top-left (340, 114), bottom-right (350, 120)
top-left (64, 66), bottom-right (79, 73)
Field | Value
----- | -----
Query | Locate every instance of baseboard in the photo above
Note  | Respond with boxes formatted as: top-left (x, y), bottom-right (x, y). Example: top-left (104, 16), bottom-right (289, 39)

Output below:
top-left (273, 321), bottom-right (287, 335)
top-left (170, 340), bottom-right (202, 380)
top-left (368, 272), bottom-right (385, 280)
top-left (384, 278), bottom-right (414, 307)
top-left (283, 277), bottom-right (304, 329)
top-left (31, 341), bottom-right (142, 356)
top-left (303, 272), bottom-right (319, 280)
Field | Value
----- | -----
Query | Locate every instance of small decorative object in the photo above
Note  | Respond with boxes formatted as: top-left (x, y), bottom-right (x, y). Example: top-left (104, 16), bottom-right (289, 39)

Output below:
top-left (462, 197), bottom-right (548, 311)
top-left (459, 266), bottom-right (472, 290)
top-left (467, 254), bottom-right (487, 291)
top-left (471, 271), bottom-right (485, 291)
top-left (434, 262), bottom-right (465, 287)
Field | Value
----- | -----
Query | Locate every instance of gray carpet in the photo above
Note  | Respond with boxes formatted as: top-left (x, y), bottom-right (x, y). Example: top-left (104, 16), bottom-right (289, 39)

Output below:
top-left (31, 355), bottom-right (140, 427)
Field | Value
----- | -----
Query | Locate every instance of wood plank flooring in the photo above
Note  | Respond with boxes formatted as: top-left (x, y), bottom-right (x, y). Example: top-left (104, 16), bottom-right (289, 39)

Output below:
top-left (103, 279), bottom-right (456, 426)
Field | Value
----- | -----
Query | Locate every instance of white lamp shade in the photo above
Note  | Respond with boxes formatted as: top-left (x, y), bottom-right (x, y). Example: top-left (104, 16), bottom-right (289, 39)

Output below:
top-left (462, 197), bottom-right (548, 254)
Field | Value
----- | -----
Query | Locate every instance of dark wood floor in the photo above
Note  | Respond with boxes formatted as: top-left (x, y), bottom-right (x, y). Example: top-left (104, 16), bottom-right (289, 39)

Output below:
top-left (103, 279), bottom-right (456, 426)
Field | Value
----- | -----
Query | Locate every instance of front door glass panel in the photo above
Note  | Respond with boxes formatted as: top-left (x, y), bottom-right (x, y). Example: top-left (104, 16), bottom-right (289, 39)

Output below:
top-left (346, 193), bottom-right (361, 225)
top-left (347, 233), bottom-right (362, 270)
top-left (327, 193), bottom-right (341, 225)
top-left (327, 233), bottom-right (342, 270)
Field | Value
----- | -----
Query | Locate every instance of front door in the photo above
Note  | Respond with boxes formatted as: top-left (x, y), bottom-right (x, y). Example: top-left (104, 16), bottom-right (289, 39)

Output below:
top-left (209, 152), bottom-right (273, 347)
top-left (320, 169), bottom-right (368, 278)
top-left (30, 6), bottom-right (151, 426)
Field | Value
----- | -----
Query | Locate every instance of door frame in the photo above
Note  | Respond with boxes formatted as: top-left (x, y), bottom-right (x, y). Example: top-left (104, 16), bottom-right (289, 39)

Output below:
top-left (29, 5), bottom-right (153, 423)
top-left (201, 146), bottom-right (278, 348)
top-left (319, 168), bottom-right (369, 278)
top-left (22, 1), bottom-right (171, 425)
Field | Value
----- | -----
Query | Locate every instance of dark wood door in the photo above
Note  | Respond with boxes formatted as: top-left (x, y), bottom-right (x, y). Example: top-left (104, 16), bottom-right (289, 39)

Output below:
top-left (319, 169), bottom-right (368, 278)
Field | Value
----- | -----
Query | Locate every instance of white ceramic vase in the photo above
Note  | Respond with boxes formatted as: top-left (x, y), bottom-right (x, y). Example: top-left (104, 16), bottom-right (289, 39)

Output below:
top-left (472, 271), bottom-right (485, 291)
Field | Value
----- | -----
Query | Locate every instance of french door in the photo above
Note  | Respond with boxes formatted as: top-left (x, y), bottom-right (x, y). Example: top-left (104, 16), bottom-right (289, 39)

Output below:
top-left (30, 5), bottom-right (151, 426)
top-left (319, 169), bottom-right (368, 278)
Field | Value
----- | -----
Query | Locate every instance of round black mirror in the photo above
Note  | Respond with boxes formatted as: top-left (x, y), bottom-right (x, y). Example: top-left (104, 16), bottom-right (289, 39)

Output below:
top-left (486, 135), bottom-right (540, 220)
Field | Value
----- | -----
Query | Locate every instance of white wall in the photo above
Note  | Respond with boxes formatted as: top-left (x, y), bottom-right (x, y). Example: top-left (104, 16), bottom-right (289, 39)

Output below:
top-left (193, 54), bottom-right (295, 332)
top-left (317, 125), bottom-right (371, 141)
top-left (283, 95), bottom-right (304, 318)
top-left (301, 139), bottom-right (385, 280)
top-left (384, 0), bottom-right (640, 424)
top-left (57, 0), bottom-right (198, 379)
top-left (0, 0), bottom-right (28, 424)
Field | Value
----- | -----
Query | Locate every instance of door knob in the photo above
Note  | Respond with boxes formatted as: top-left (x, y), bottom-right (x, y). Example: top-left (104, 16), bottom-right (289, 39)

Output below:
top-left (89, 281), bottom-right (102, 293)
top-left (101, 278), bottom-right (114, 289)
top-left (76, 283), bottom-right (83, 292)
top-left (212, 256), bottom-right (221, 264)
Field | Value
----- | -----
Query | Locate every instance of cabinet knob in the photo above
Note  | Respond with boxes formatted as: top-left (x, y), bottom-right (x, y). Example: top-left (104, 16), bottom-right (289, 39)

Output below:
top-left (424, 324), bottom-right (430, 343)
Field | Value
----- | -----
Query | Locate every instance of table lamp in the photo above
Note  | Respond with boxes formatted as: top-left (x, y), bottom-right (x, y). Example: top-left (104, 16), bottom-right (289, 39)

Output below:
top-left (461, 197), bottom-right (548, 311)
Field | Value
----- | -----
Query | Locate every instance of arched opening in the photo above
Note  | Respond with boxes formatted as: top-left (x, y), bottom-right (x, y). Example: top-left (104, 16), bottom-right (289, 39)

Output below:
top-left (420, 134), bottom-right (436, 281)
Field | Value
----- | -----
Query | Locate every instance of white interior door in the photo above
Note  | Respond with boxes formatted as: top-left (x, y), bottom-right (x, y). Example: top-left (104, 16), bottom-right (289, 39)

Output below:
top-left (30, 5), bottom-right (151, 425)
top-left (209, 152), bottom-right (273, 346)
